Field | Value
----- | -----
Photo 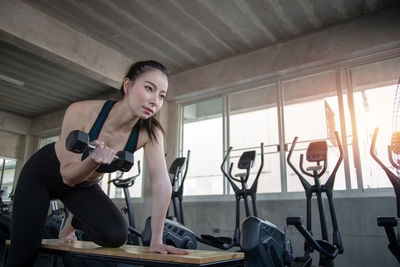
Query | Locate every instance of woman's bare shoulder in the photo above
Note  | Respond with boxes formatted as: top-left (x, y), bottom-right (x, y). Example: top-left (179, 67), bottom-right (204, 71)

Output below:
top-left (64, 100), bottom-right (106, 130)
top-left (137, 125), bottom-right (164, 150)
top-left (66, 100), bottom-right (105, 117)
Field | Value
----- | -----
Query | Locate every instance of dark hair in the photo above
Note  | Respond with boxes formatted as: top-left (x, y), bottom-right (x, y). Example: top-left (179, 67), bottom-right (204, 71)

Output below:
top-left (121, 60), bottom-right (168, 143)
top-left (120, 60), bottom-right (168, 97)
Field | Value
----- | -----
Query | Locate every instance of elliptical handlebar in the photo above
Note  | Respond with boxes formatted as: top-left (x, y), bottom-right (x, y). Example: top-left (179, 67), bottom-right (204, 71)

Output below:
top-left (181, 150), bottom-right (190, 185)
top-left (287, 137), bottom-right (301, 177)
top-left (221, 146), bottom-right (233, 178)
top-left (370, 128), bottom-right (388, 172)
top-left (108, 160), bottom-right (141, 188)
top-left (221, 147), bottom-right (240, 191)
top-left (325, 132), bottom-right (344, 189)
top-left (287, 137), bottom-right (312, 189)
top-left (371, 127), bottom-right (400, 172)
top-left (221, 144), bottom-right (264, 187)
top-left (171, 150), bottom-right (191, 187)
top-left (252, 143), bottom-right (264, 190)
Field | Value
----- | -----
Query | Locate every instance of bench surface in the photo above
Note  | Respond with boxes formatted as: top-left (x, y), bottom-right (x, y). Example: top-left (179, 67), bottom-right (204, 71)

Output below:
top-left (6, 239), bottom-right (244, 265)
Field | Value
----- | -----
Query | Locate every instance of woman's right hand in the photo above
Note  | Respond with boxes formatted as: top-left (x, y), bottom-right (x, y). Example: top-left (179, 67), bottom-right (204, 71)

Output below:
top-left (89, 140), bottom-right (116, 164)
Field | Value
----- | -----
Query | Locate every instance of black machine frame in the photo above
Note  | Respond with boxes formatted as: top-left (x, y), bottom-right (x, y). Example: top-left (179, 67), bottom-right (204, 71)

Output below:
top-left (370, 128), bottom-right (400, 263)
top-left (286, 132), bottom-right (344, 267)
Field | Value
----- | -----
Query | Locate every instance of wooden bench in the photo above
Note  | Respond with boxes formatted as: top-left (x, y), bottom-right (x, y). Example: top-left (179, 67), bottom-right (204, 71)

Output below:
top-left (4, 239), bottom-right (244, 266)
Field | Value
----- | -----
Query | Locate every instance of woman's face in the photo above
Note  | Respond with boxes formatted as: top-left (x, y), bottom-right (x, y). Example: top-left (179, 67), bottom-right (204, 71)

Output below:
top-left (124, 69), bottom-right (168, 119)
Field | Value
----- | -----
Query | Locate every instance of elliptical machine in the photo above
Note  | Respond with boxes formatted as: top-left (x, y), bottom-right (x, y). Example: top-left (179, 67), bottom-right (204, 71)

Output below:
top-left (167, 150), bottom-right (190, 225)
top-left (198, 143), bottom-right (265, 250)
top-left (161, 144), bottom-right (267, 250)
top-left (370, 128), bottom-right (400, 263)
top-left (109, 160), bottom-right (198, 249)
top-left (286, 132), bottom-right (344, 267)
top-left (239, 143), bottom-right (294, 267)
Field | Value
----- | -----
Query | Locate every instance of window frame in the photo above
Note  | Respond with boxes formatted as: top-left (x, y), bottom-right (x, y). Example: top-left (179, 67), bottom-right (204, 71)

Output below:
top-left (176, 54), bottom-right (400, 200)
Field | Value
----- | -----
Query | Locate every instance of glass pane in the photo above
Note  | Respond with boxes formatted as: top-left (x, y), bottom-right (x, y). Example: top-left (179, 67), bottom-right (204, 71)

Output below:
top-left (350, 57), bottom-right (400, 189)
top-left (104, 148), bottom-right (144, 198)
top-left (229, 85), bottom-right (281, 193)
top-left (352, 85), bottom-right (396, 189)
top-left (0, 158), bottom-right (17, 201)
top-left (283, 71), bottom-right (346, 192)
top-left (182, 98), bottom-right (223, 196)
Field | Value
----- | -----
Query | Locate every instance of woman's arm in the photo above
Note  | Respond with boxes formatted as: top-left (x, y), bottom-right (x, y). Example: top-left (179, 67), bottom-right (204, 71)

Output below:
top-left (57, 102), bottom-right (116, 186)
top-left (144, 129), bottom-right (189, 255)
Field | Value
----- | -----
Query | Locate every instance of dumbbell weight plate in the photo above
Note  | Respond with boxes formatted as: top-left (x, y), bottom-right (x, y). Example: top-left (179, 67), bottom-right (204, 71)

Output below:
top-left (113, 151), bottom-right (134, 172)
top-left (66, 130), bottom-right (90, 153)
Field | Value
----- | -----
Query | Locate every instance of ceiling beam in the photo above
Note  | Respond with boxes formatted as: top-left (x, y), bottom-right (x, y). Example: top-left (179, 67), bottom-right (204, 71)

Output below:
top-left (0, 0), bottom-right (132, 89)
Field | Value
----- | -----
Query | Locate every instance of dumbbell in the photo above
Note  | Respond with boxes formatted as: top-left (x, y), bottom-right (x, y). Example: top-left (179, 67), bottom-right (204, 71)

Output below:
top-left (65, 130), bottom-right (134, 172)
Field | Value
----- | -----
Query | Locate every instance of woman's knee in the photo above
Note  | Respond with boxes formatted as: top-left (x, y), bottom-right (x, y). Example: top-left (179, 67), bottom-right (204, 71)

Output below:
top-left (96, 225), bottom-right (128, 247)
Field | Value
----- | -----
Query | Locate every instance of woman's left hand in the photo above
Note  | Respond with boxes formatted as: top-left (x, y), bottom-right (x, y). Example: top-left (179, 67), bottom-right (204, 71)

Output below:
top-left (150, 243), bottom-right (190, 255)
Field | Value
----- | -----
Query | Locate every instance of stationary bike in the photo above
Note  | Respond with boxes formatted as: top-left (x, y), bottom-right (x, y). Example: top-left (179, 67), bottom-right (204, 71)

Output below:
top-left (370, 128), bottom-right (400, 263)
top-left (286, 132), bottom-right (344, 267)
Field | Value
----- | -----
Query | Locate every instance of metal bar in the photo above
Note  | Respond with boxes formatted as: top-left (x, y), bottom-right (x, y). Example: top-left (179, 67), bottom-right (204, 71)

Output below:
top-left (277, 81), bottom-right (288, 193)
top-left (0, 159), bottom-right (5, 190)
top-left (345, 67), bottom-right (364, 190)
top-left (337, 69), bottom-right (352, 190)
top-left (223, 94), bottom-right (230, 195)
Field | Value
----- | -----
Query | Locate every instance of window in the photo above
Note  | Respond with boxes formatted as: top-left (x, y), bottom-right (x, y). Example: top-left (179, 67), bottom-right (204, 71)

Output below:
top-left (0, 158), bottom-right (17, 201)
top-left (283, 71), bottom-right (346, 192)
top-left (178, 56), bottom-right (400, 196)
top-left (352, 85), bottom-right (396, 189)
top-left (181, 98), bottom-right (223, 196)
top-left (229, 85), bottom-right (281, 193)
top-left (349, 56), bottom-right (400, 189)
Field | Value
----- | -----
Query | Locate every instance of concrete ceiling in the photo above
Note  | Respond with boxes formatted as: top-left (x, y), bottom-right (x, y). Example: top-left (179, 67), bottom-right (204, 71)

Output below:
top-left (0, 0), bottom-right (398, 118)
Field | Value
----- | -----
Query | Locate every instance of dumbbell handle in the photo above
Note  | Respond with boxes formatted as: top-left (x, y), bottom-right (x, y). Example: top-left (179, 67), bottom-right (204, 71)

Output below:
top-left (87, 143), bottom-right (121, 160)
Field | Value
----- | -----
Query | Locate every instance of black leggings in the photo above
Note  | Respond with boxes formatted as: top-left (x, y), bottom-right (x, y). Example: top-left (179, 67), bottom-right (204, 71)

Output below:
top-left (5, 143), bottom-right (128, 267)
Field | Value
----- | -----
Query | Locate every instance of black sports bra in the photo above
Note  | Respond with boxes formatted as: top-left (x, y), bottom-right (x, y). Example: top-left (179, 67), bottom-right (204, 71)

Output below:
top-left (81, 100), bottom-right (140, 173)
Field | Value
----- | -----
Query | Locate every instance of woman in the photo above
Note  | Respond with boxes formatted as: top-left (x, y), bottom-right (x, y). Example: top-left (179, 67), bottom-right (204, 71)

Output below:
top-left (6, 60), bottom-right (188, 267)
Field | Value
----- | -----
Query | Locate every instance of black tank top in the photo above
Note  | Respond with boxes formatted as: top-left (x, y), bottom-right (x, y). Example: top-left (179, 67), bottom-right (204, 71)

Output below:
top-left (81, 100), bottom-right (140, 173)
